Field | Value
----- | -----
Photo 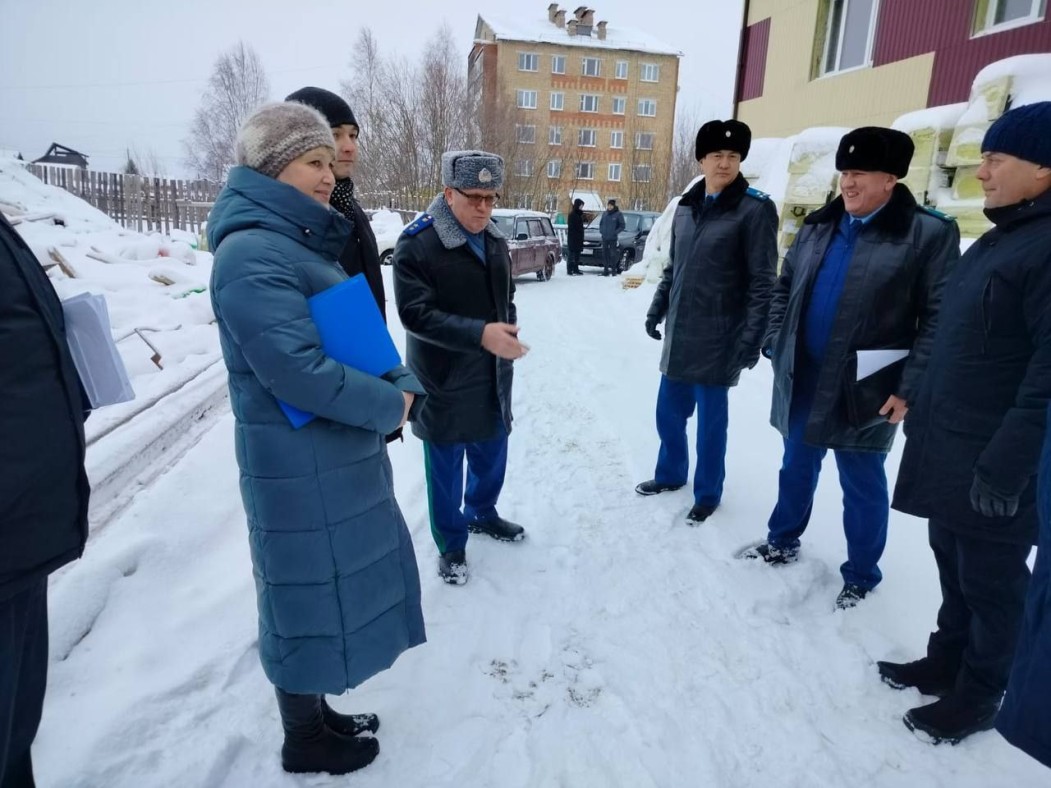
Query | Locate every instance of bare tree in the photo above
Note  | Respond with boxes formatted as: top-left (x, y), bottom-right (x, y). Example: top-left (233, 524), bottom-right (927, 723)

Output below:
top-left (184, 41), bottom-right (270, 181)
top-left (669, 105), bottom-right (708, 200)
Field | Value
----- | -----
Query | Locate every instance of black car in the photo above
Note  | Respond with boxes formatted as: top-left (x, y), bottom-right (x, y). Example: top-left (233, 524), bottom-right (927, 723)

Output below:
top-left (579, 210), bottom-right (660, 268)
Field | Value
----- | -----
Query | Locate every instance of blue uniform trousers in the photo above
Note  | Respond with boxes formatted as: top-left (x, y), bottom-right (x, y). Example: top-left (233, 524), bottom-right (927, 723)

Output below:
top-left (653, 375), bottom-right (728, 508)
top-left (767, 363), bottom-right (889, 589)
top-left (423, 427), bottom-right (508, 554)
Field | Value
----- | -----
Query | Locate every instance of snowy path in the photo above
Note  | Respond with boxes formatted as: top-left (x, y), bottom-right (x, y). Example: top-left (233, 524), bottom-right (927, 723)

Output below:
top-left (38, 265), bottom-right (1047, 787)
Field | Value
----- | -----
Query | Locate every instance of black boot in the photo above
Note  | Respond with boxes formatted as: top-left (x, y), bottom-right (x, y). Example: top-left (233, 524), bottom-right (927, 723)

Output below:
top-left (635, 479), bottom-right (685, 496)
top-left (275, 688), bottom-right (379, 775)
top-left (877, 658), bottom-right (954, 697)
top-left (322, 697), bottom-right (380, 736)
top-left (903, 692), bottom-right (1000, 745)
top-left (467, 516), bottom-right (525, 542)
top-left (686, 504), bottom-right (717, 524)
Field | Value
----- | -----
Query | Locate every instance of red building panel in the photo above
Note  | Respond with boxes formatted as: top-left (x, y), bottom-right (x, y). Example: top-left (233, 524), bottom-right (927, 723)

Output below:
top-left (873, 0), bottom-right (1051, 106)
top-left (737, 17), bottom-right (771, 102)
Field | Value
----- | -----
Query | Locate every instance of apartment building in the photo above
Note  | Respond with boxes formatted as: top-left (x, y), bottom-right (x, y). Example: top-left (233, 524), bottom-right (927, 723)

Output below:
top-left (734, 0), bottom-right (1051, 137)
top-left (471, 5), bottom-right (682, 212)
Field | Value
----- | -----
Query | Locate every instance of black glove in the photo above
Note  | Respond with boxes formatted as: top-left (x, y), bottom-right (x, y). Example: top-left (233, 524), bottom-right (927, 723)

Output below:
top-left (645, 318), bottom-right (662, 340)
top-left (969, 474), bottom-right (1019, 518)
top-left (733, 345), bottom-right (760, 371)
top-left (761, 346), bottom-right (773, 361)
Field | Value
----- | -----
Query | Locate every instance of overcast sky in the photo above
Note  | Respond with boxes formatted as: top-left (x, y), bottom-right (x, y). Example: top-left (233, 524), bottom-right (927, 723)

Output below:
top-left (0, 0), bottom-right (745, 176)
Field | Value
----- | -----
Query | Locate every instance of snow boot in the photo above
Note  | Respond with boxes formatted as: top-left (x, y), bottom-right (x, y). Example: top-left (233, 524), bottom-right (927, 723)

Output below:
top-left (438, 550), bottom-right (468, 585)
top-left (322, 698), bottom-right (380, 736)
top-left (835, 583), bottom-right (868, 610)
top-left (686, 504), bottom-right (717, 524)
top-left (275, 689), bottom-right (379, 775)
top-left (876, 658), bottom-right (954, 697)
top-left (635, 479), bottom-right (686, 496)
top-left (737, 541), bottom-right (799, 565)
top-left (468, 516), bottom-right (525, 542)
top-left (903, 693), bottom-right (1000, 745)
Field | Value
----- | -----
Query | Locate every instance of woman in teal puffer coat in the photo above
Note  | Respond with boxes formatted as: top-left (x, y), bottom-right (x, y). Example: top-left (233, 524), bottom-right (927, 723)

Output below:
top-left (208, 102), bottom-right (426, 777)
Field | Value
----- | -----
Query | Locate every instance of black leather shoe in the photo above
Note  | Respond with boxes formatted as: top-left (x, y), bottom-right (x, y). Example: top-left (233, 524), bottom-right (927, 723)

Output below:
top-left (686, 504), bottom-right (717, 524)
top-left (903, 693), bottom-right (1000, 745)
top-left (322, 699), bottom-right (380, 736)
top-left (635, 479), bottom-right (686, 496)
top-left (438, 550), bottom-right (468, 585)
top-left (877, 658), bottom-right (954, 697)
top-left (467, 516), bottom-right (525, 542)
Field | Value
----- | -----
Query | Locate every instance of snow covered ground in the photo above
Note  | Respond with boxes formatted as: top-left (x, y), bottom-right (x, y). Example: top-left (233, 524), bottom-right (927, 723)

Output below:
top-left (35, 263), bottom-right (1049, 787)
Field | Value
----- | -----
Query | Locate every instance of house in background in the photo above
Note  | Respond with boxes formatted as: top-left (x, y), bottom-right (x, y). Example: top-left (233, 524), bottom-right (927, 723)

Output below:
top-left (734, 0), bottom-right (1051, 137)
top-left (471, 4), bottom-right (682, 212)
top-left (33, 142), bottom-right (89, 169)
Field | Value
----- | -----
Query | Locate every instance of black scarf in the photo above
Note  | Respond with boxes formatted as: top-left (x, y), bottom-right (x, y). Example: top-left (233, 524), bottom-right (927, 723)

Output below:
top-left (330, 178), bottom-right (357, 228)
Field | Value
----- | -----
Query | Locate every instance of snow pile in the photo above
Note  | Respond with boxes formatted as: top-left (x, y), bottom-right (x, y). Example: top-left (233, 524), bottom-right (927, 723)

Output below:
top-left (0, 157), bottom-right (219, 446)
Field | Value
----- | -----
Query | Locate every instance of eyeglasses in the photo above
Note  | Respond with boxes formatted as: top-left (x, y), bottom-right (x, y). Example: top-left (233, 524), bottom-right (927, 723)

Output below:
top-left (454, 187), bottom-right (499, 207)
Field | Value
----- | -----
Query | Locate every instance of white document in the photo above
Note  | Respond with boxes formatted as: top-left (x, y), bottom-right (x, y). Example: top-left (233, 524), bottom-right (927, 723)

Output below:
top-left (62, 293), bottom-right (135, 408)
top-left (856, 349), bottom-right (910, 382)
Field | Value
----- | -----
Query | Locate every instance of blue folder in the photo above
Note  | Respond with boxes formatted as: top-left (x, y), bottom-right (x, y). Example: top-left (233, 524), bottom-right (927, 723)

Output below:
top-left (278, 273), bottom-right (401, 428)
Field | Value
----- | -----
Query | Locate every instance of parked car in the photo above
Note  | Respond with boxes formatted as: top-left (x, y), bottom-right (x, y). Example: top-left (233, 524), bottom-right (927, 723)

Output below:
top-left (580, 210), bottom-right (660, 268)
top-left (369, 209), bottom-right (408, 265)
top-left (489, 209), bottom-right (561, 281)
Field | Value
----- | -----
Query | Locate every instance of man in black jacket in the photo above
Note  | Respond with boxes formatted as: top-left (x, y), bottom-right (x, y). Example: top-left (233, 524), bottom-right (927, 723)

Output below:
top-left (566, 198), bottom-right (585, 276)
top-left (884, 102), bottom-right (1051, 745)
top-left (638, 119), bottom-right (778, 524)
top-left (0, 212), bottom-right (90, 786)
top-left (599, 199), bottom-right (626, 276)
top-left (393, 151), bottom-right (528, 586)
top-left (740, 128), bottom-right (960, 611)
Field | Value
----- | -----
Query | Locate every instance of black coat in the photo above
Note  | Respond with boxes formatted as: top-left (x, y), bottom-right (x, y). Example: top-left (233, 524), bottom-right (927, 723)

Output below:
top-left (393, 196), bottom-right (516, 443)
top-left (893, 190), bottom-right (1051, 544)
top-left (0, 213), bottom-right (89, 601)
top-left (647, 174), bottom-right (778, 387)
top-left (766, 185), bottom-right (960, 452)
top-left (567, 206), bottom-right (585, 251)
top-left (332, 180), bottom-right (386, 320)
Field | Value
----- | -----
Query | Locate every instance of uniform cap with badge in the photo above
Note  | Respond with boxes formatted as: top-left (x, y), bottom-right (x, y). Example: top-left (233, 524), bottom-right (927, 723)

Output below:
top-left (441, 150), bottom-right (505, 191)
top-left (695, 119), bottom-right (752, 161)
top-left (835, 127), bottom-right (914, 178)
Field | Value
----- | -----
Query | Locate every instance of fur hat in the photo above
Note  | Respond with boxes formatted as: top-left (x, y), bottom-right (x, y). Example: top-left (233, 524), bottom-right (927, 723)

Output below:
top-left (696, 119), bottom-right (752, 161)
top-left (285, 86), bottom-right (358, 129)
top-left (441, 150), bottom-right (504, 190)
top-left (236, 102), bottom-right (335, 179)
top-left (836, 127), bottom-right (914, 178)
top-left (982, 101), bottom-right (1051, 168)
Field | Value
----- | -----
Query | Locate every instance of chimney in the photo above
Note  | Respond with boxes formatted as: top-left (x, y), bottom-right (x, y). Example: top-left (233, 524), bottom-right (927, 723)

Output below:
top-left (567, 19), bottom-right (578, 36)
top-left (547, 3), bottom-right (559, 23)
top-left (573, 5), bottom-right (587, 21)
top-left (554, 9), bottom-right (566, 27)
top-left (596, 20), bottom-right (607, 40)
top-left (581, 9), bottom-right (595, 26)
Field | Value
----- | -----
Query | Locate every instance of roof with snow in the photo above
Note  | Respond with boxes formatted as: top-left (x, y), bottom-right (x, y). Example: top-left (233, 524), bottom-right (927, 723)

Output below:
top-left (475, 11), bottom-right (682, 57)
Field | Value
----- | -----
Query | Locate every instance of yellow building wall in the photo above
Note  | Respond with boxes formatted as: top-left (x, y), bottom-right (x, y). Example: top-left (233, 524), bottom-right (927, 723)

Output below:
top-left (738, 0), bottom-right (935, 137)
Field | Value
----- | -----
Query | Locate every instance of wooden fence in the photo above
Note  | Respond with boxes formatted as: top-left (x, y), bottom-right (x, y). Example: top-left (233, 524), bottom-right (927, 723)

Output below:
top-left (27, 164), bottom-right (220, 236)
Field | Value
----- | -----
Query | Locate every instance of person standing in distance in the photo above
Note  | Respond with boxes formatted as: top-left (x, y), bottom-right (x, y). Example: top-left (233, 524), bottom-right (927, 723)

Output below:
top-left (566, 197), bottom-right (585, 276)
top-left (393, 151), bottom-right (528, 586)
top-left (637, 119), bottom-right (778, 524)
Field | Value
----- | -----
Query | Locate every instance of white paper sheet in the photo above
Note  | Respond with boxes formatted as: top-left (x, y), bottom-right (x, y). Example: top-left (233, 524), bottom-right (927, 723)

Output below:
top-left (856, 349), bottom-right (910, 381)
top-left (62, 292), bottom-right (136, 408)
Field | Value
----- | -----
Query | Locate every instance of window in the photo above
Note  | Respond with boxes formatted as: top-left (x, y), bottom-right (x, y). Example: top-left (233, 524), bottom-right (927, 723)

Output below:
top-left (516, 124), bottom-right (536, 144)
top-left (544, 193), bottom-right (558, 212)
top-left (549, 126), bottom-right (563, 145)
top-left (615, 60), bottom-right (629, 79)
top-left (608, 163), bottom-right (622, 182)
top-left (635, 132), bottom-right (655, 150)
top-left (516, 90), bottom-right (538, 109)
top-left (551, 54), bottom-right (566, 74)
top-left (819, 0), bottom-right (879, 75)
top-left (518, 52), bottom-right (539, 72)
top-left (610, 130), bottom-right (624, 149)
top-left (974, 0), bottom-right (1046, 34)
top-left (580, 94), bottom-right (600, 113)
top-left (547, 160), bottom-right (562, 178)
top-left (633, 165), bottom-right (652, 183)
top-left (612, 97), bottom-right (626, 115)
top-left (640, 63), bottom-right (660, 82)
top-left (637, 99), bottom-right (657, 117)
top-left (582, 57), bottom-right (601, 77)
top-left (578, 128), bottom-right (597, 147)
top-left (514, 159), bottom-right (533, 177)
top-left (575, 162), bottom-right (594, 180)
top-left (551, 92), bottom-right (565, 111)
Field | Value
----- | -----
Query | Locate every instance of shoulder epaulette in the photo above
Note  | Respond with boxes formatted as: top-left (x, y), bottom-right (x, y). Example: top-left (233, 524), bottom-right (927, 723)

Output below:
top-left (402, 214), bottom-right (434, 236)
top-left (919, 205), bottom-right (955, 223)
top-left (745, 187), bottom-right (770, 201)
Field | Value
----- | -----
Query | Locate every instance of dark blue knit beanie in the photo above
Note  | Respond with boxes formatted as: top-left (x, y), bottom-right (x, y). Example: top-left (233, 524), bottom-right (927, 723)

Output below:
top-left (982, 101), bottom-right (1051, 167)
